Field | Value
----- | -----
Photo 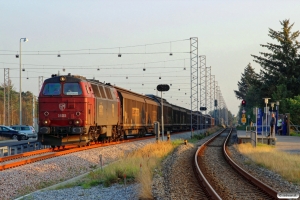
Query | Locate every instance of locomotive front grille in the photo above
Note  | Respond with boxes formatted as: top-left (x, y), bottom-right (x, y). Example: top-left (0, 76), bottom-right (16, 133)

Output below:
top-left (40, 127), bottom-right (50, 134)
top-left (57, 127), bottom-right (70, 133)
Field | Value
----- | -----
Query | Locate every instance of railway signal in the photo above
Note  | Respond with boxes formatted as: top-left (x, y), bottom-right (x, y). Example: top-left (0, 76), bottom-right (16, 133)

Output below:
top-left (200, 107), bottom-right (207, 111)
top-left (156, 84), bottom-right (170, 92)
top-left (214, 100), bottom-right (218, 107)
top-left (242, 99), bottom-right (246, 107)
top-left (156, 84), bottom-right (170, 141)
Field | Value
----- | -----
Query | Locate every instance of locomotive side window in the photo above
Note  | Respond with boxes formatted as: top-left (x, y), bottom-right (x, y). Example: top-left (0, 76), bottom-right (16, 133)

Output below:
top-left (43, 83), bottom-right (61, 95)
top-left (98, 86), bottom-right (106, 98)
top-left (105, 87), bottom-right (113, 99)
top-left (63, 83), bottom-right (82, 95)
top-left (85, 85), bottom-right (90, 94)
top-left (91, 84), bottom-right (101, 97)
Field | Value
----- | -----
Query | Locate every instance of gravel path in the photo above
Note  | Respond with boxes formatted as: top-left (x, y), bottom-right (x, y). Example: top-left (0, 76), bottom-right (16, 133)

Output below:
top-left (2, 129), bottom-right (299, 200)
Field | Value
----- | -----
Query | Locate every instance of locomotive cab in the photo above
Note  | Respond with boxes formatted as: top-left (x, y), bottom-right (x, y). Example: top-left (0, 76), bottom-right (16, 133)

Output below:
top-left (38, 74), bottom-right (95, 147)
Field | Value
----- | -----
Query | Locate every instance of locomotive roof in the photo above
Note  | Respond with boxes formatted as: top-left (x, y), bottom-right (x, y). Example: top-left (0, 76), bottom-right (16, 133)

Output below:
top-left (45, 74), bottom-right (87, 83)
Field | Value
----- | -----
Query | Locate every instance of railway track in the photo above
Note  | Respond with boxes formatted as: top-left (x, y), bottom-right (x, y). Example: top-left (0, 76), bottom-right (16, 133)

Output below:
top-left (0, 135), bottom-right (153, 171)
top-left (194, 128), bottom-right (278, 199)
top-left (0, 130), bottom-right (189, 171)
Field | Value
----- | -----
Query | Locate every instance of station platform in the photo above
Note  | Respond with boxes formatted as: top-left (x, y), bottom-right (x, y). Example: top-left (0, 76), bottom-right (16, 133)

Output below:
top-left (237, 130), bottom-right (300, 154)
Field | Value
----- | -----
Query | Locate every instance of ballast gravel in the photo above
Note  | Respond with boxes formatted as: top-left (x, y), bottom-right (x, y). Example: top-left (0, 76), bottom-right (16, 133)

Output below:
top-left (1, 133), bottom-right (192, 200)
top-left (2, 130), bottom-right (300, 200)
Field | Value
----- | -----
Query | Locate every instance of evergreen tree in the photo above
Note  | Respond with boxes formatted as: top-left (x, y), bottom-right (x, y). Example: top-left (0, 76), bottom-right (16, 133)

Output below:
top-left (234, 63), bottom-right (260, 100)
top-left (251, 19), bottom-right (300, 100)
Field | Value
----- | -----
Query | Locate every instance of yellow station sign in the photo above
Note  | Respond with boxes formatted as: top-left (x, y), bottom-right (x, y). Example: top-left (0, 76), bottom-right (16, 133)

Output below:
top-left (241, 118), bottom-right (246, 123)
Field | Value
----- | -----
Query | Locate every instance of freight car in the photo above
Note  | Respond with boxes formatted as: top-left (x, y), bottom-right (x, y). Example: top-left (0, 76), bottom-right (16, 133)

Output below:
top-left (38, 74), bottom-right (214, 148)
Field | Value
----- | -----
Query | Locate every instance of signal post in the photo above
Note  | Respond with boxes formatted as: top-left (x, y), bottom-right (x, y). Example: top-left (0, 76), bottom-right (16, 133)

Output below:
top-left (241, 100), bottom-right (246, 125)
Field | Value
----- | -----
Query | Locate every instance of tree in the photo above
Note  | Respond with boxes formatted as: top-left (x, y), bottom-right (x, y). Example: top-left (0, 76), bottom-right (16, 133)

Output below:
top-left (282, 95), bottom-right (300, 124)
top-left (234, 63), bottom-right (260, 100)
top-left (234, 63), bottom-right (261, 119)
top-left (251, 19), bottom-right (300, 100)
top-left (0, 83), bottom-right (35, 125)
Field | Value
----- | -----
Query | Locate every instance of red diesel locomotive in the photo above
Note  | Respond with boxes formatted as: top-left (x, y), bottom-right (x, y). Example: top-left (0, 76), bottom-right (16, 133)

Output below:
top-left (38, 74), bottom-right (214, 148)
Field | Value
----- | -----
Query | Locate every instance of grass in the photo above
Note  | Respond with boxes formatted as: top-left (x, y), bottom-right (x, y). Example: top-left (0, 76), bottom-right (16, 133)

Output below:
top-left (53, 127), bottom-right (221, 199)
top-left (235, 143), bottom-right (300, 184)
top-left (290, 129), bottom-right (300, 137)
top-left (55, 140), bottom-right (181, 199)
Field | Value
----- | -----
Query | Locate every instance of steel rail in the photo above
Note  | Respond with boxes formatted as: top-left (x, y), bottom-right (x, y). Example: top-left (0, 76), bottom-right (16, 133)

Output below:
top-left (193, 129), bottom-right (225, 200)
top-left (0, 136), bottom-right (150, 171)
top-left (0, 130), bottom-right (192, 171)
top-left (0, 148), bottom-right (53, 163)
top-left (223, 128), bottom-right (278, 198)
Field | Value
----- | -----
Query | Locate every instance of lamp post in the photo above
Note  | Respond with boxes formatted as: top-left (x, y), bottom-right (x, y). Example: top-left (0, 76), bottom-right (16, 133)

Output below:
top-left (270, 102), bottom-right (275, 136)
top-left (263, 98), bottom-right (270, 137)
top-left (270, 102), bottom-right (275, 114)
top-left (19, 38), bottom-right (28, 125)
top-left (276, 101), bottom-right (280, 134)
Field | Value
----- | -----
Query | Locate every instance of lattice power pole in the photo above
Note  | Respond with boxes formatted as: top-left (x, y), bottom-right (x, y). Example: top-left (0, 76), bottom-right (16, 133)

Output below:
top-left (4, 68), bottom-right (10, 125)
top-left (219, 92), bottom-right (224, 125)
top-left (210, 75), bottom-right (215, 115)
top-left (199, 55), bottom-right (206, 128)
top-left (206, 66), bottom-right (211, 114)
top-left (216, 85), bottom-right (220, 125)
top-left (190, 37), bottom-right (198, 136)
top-left (214, 81), bottom-right (218, 125)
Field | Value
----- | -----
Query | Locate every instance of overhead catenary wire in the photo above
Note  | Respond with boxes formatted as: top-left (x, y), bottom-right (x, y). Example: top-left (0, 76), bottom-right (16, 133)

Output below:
top-left (1, 37), bottom-right (225, 112)
top-left (0, 57), bottom-right (190, 69)
top-left (0, 51), bottom-right (189, 56)
top-left (0, 38), bottom-right (190, 53)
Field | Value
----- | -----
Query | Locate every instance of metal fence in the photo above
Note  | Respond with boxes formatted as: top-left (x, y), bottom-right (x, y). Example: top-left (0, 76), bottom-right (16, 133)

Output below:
top-left (0, 141), bottom-right (50, 157)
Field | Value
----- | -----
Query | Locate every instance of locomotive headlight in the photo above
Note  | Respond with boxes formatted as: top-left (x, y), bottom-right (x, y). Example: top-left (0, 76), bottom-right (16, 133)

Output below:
top-left (73, 119), bottom-right (82, 126)
top-left (42, 119), bottom-right (51, 126)
top-left (60, 76), bottom-right (66, 82)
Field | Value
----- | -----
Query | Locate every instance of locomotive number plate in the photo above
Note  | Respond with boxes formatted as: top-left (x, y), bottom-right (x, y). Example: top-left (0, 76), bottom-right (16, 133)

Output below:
top-left (58, 114), bottom-right (66, 117)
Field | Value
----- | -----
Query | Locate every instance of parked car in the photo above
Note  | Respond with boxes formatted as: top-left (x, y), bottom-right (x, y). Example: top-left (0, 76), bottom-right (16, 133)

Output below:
top-left (0, 125), bottom-right (28, 140)
top-left (10, 125), bottom-right (37, 139)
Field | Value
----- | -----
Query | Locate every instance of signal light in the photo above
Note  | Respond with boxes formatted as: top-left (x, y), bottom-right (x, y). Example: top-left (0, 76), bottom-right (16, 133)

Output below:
top-left (242, 99), bottom-right (246, 107)
top-left (214, 100), bottom-right (218, 107)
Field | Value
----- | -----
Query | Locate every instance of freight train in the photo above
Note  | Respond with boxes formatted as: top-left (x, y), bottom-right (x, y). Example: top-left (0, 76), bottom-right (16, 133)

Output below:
top-left (38, 74), bottom-right (214, 148)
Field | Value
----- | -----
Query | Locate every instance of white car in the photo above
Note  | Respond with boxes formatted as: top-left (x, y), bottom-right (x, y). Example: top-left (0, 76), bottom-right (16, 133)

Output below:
top-left (10, 125), bottom-right (37, 139)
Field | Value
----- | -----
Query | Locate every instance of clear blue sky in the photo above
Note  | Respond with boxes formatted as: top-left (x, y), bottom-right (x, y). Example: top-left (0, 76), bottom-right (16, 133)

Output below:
top-left (1, 0), bottom-right (299, 115)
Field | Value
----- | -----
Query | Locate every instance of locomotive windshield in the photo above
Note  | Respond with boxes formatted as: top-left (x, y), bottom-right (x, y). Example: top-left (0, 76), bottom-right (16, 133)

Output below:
top-left (43, 83), bottom-right (61, 95)
top-left (63, 83), bottom-right (82, 95)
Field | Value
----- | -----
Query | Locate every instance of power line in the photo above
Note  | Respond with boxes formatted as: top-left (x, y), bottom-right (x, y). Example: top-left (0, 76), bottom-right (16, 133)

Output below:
top-left (0, 51), bottom-right (189, 56)
top-left (0, 57), bottom-right (190, 69)
top-left (0, 38), bottom-right (189, 53)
